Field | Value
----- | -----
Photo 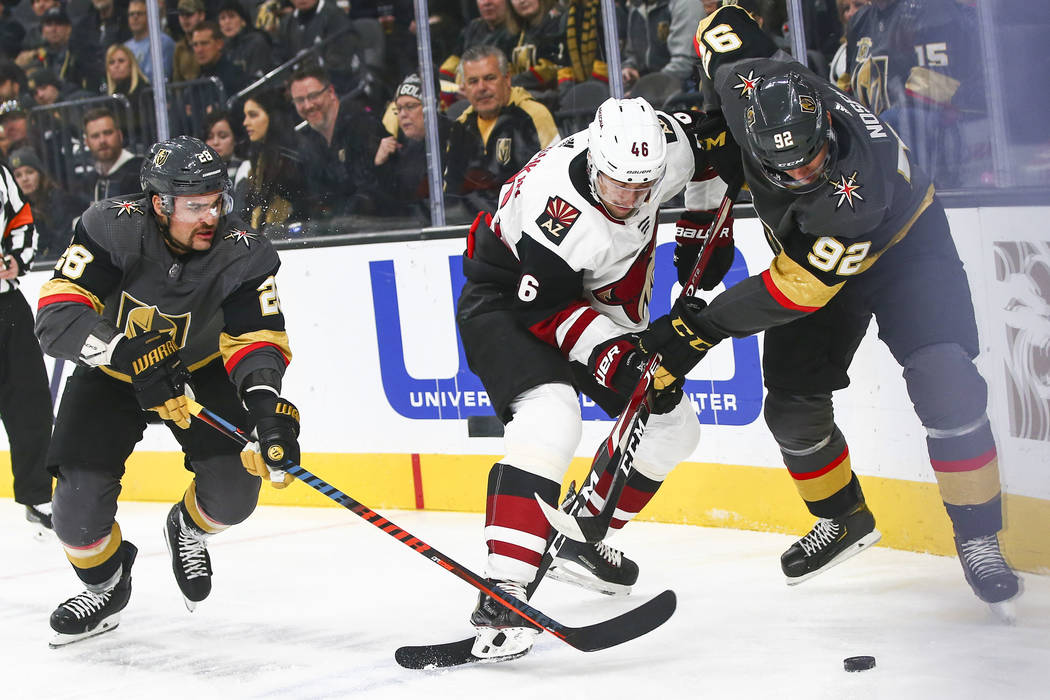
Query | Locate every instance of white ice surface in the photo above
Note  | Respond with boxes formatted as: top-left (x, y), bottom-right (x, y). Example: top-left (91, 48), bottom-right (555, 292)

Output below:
top-left (2, 498), bottom-right (1047, 700)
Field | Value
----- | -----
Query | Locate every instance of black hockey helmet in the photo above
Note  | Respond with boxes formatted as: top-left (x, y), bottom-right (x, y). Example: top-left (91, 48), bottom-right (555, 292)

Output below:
top-left (744, 72), bottom-right (836, 193)
top-left (140, 135), bottom-right (232, 213)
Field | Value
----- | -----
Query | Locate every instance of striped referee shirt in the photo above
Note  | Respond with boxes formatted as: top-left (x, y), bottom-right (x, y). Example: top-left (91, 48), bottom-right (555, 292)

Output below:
top-left (0, 162), bottom-right (36, 294)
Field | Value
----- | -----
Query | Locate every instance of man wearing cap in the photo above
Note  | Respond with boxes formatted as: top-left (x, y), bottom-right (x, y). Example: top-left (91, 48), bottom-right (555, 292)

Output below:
top-left (374, 73), bottom-right (451, 222)
top-left (0, 100), bottom-right (31, 157)
top-left (34, 6), bottom-right (104, 92)
top-left (288, 64), bottom-right (385, 217)
top-left (173, 0), bottom-right (206, 82)
top-left (217, 0), bottom-right (272, 80)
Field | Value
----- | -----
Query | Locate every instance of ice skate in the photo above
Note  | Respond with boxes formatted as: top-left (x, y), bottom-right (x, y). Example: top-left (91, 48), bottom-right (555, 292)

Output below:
top-left (549, 539), bottom-right (639, 596)
top-left (25, 503), bottom-right (54, 540)
top-left (469, 580), bottom-right (539, 661)
top-left (955, 533), bottom-right (1021, 622)
top-left (164, 504), bottom-right (212, 611)
top-left (50, 541), bottom-right (138, 648)
top-left (781, 502), bottom-right (882, 584)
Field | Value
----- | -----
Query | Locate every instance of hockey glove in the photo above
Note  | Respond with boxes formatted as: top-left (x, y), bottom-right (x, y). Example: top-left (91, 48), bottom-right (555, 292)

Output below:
top-left (588, 336), bottom-right (684, 415)
top-left (695, 110), bottom-right (745, 187)
top-left (110, 330), bottom-right (192, 428)
top-left (240, 390), bottom-right (300, 489)
top-left (673, 210), bottom-right (735, 290)
top-left (640, 298), bottom-right (718, 379)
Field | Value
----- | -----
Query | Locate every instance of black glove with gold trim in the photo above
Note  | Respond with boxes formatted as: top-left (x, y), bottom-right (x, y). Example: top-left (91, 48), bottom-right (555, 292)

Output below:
top-left (110, 330), bottom-right (192, 428)
top-left (240, 390), bottom-right (300, 488)
top-left (640, 298), bottom-right (719, 379)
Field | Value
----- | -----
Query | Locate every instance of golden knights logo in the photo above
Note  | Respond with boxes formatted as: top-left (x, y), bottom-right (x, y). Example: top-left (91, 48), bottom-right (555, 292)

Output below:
top-left (828, 171), bottom-right (864, 210)
top-left (224, 229), bottom-right (258, 248)
top-left (496, 137), bottom-right (513, 165)
top-left (536, 196), bottom-right (580, 245)
top-left (153, 148), bottom-right (170, 166)
top-left (117, 292), bottom-right (191, 348)
top-left (109, 200), bottom-right (145, 217)
top-left (799, 95), bottom-right (816, 113)
top-left (733, 70), bottom-right (761, 99)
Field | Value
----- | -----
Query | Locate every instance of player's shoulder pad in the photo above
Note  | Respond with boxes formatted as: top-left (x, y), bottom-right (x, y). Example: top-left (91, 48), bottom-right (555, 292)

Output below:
top-left (79, 194), bottom-right (151, 257)
top-left (214, 214), bottom-right (279, 276)
top-left (695, 4), bottom-right (778, 80)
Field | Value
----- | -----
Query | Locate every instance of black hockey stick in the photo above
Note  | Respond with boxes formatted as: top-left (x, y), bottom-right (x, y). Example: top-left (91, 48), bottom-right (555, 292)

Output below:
top-left (537, 184), bottom-right (742, 544)
top-left (186, 399), bottom-right (677, 656)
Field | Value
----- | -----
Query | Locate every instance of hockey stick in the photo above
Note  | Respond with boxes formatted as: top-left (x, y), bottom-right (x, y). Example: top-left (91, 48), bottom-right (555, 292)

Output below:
top-left (185, 399), bottom-right (677, 654)
top-left (537, 183), bottom-right (742, 544)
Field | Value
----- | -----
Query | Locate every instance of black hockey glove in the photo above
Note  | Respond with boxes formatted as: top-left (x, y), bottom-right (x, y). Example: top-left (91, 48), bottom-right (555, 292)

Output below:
top-left (639, 298), bottom-right (718, 380)
top-left (110, 330), bottom-right (192, 428)
top-left (695, 110), bottom-right (745, 187)
top-left (588, 336), bottom-right (684, 415)
top-left (674, 210), bottom-right (735, 290)
top-left (240, 390), bottom-right (300, 489)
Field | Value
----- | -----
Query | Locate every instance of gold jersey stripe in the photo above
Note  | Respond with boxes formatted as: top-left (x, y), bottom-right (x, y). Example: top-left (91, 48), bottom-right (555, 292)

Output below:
top-left (933, 459), bottom-right (1002, 507)
top-left (792, 459), bottom-right (854, 503)
top-left (219, 330), bottom-right (292, 369)
top-left (768, 252), bottom-right (845, 309)
top-left (39, 278), bottom-right (105, 314)
top-left (63, 522), bottom-right (123, 571)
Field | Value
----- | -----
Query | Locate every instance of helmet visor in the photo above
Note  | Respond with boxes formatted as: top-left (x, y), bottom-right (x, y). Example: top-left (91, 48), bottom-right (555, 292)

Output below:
top-left (596, 172), bottom-right (657, 214)
top-left (170, 192), bottom-right (225, 223)
top-left (759, 132), bottom-right (835, 193)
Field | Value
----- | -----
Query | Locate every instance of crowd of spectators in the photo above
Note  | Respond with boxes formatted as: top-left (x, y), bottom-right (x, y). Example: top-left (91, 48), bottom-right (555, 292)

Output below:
top-left (0, 0), bottom-right (1028, 253)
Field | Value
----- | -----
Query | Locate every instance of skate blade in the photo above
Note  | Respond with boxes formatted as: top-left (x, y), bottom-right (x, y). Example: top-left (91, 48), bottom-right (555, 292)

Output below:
top-left (547, 561), bottom-right (632, 597)
top-left (182, 597), bottom-right (198, 613)
top-left (163, 522), bottom-right (203, 613)
top-left (784, 529), bottom-right (883, 586)
top-left (49, 615), bottom-right (121, 648)
top-left (471, 626), bottom-right (537, 660)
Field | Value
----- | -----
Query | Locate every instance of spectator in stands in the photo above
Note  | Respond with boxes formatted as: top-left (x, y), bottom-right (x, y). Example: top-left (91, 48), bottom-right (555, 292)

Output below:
top-left (444, 45), bottom-right (558, 213)
top-left (16, 0), bottom-right (60, 59)
top-left (126, 0), bottom-right (175, 82)
top-left (25, 6), bottom-right (105, 92)
top-left (620, 0), bottom-right (704, 89)
top-left (217, 0), bottom-right (272, 81)
top-left (0, 0), bottom-right (26, 61)
top-left (173, 0), bottom-right (205, 82)
top-left (27, 67), bottom-right (82, 105)
top-left (505, 0), bottom-right (565, 92)
top-left (0, 63), bottom-right (28, 103)
top-left (104, 43), bottom-right (149, 98)
top-left (288, 64), bottom-right (385, 218)
top-left (8, 146), bottom-right (87, 259)
top-left (78, 0), bottom-right (131, 56)
top-left (0, 99), bottom-right (30, 156)
top-left (202, 109), bottom-right (244, 181)
top-left (374, 73), bottom-right (450, 220)
top-left (439, 0), bottom-right (514, 84)
top-left (81, 107), bottom-right (143, 201)
top-left (191, 21), bottom-right (248, 96)
top-left (830, 0), bottom-right (868, 87)
top-left (272, 0), bottom-right (361, 94)
top-left (556, 0), bottom-right (615, 90)
top-left (237, 89), bottom-right (308, 230)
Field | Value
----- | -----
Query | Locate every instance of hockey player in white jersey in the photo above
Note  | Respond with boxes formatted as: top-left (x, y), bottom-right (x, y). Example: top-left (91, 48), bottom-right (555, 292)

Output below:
top-left (455, 97), bottom-right (730, 660)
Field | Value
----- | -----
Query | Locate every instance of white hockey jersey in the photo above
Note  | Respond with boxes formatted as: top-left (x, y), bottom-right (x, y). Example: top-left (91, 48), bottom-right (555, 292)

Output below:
top-left (487, 111), bottom-right (722, 367)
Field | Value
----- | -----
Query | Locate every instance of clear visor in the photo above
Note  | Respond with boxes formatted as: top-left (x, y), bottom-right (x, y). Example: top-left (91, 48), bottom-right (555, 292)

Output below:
top-left (596, 172), bottom-right (657, 211)
top-left (171, 192), bottom-right (224, 223)
top-left (763, 137), bottom-right (833, 192)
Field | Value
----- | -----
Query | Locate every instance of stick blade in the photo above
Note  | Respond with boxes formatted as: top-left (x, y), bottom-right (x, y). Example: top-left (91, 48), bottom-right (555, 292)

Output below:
top-left (563, 589), bottom-right (677, 652)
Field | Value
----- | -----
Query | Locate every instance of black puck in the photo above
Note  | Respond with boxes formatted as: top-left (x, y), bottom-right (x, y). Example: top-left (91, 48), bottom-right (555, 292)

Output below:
top-left (844, 655), bottom-right (876, 672)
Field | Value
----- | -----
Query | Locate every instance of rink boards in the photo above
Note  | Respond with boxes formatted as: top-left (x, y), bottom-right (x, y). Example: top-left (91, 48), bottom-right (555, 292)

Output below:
top-left (4, 204), bottom-right (1048, 572)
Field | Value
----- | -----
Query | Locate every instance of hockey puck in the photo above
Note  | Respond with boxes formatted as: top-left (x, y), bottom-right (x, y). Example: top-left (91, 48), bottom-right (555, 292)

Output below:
top-left (843, 655), bottom-right (876, 672)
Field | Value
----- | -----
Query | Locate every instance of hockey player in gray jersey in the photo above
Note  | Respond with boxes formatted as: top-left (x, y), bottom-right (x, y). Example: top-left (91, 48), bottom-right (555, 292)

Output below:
top-left (36, 136), bottom-right (301, 646)
top-left (672, 5), bottom-right (1019, 615)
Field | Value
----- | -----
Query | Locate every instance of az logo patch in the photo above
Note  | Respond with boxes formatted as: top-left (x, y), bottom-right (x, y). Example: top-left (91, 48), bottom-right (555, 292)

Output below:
top-left (535, 196), bottom-right (580, 245)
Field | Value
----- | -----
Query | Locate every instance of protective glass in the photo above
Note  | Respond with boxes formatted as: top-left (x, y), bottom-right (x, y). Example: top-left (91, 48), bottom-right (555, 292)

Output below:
top-left (596, 172), bottom-right (657, 211)
top-left (171, 193), bottom-right (224, 223)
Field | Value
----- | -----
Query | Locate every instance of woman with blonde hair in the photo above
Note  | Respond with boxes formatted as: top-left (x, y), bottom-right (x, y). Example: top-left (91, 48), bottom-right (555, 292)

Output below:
top-left (103, 43), bottom-right (149, 98)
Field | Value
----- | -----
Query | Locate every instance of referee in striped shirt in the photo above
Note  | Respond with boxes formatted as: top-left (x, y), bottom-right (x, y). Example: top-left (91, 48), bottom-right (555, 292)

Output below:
top-left (0, 157), bottom-right (55, 535)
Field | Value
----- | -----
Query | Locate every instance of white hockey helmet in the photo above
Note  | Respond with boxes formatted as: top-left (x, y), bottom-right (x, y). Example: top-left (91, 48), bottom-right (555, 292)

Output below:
top-left (587, 97), bottom-right (667, 219)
